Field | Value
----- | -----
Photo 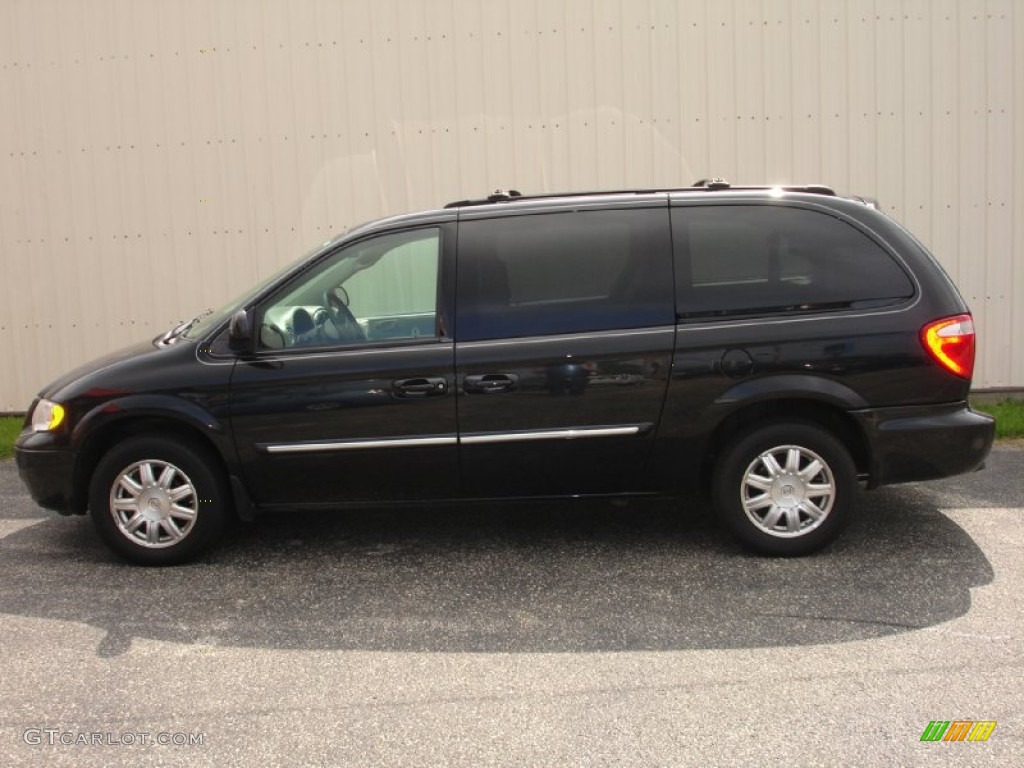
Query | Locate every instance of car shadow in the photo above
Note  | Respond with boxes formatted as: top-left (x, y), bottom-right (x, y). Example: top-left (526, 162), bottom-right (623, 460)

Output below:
top-left (0, 486), bottom-right (993, 656)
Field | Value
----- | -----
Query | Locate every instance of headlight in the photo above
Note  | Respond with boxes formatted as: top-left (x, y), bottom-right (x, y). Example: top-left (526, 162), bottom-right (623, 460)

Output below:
top-left (31, 399), bottom-right (66, 432)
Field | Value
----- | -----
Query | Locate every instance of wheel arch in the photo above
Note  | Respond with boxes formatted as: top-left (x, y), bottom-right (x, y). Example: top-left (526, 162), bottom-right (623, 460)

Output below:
top-left (72, 404), bottom-right (236, 517)
top-left (700, 397), bottom-right (871, 495)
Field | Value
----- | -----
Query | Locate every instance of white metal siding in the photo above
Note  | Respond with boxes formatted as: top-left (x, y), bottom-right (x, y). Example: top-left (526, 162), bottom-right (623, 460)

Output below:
top-left (1, 0), bottom-right (1021, 411)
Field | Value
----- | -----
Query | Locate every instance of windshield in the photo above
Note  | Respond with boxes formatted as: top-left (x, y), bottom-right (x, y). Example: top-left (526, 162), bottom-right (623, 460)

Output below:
top-left (178, 238), bottom-right (340, 340)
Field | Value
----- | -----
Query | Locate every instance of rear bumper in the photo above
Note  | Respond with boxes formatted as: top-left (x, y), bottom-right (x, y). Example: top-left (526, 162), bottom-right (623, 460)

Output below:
top-left (14, 435), bottom-right (78, 514)
top-left (852, 402), bottom-right (995, 488)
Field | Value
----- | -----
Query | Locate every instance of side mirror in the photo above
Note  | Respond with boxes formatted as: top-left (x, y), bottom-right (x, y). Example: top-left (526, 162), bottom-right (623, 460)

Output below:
top-left (228, 309), bottom-right (254, 353)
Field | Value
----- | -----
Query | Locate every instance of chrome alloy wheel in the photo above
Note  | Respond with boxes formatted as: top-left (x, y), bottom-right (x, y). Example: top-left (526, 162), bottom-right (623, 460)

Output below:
top-left (108, 459), bottom-right (198, 548)
top-left (739, 445), bottom-right (835, 538)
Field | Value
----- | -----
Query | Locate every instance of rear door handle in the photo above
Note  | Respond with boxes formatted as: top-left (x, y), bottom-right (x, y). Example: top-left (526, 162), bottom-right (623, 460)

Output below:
top-left (393, 377), bottom-right (448, 398)
top-left (463, 373), bottom-right (518, 394)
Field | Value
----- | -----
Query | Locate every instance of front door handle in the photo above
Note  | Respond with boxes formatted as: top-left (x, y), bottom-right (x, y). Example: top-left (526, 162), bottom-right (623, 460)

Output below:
top-left (393, 377), bottom-right (448, 398)
top-left (463, 373), bottom-right (518, 394)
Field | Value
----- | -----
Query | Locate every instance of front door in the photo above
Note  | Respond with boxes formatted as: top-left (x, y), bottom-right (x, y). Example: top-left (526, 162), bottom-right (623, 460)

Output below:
top-left (230, 225), bottom-right (458, 506)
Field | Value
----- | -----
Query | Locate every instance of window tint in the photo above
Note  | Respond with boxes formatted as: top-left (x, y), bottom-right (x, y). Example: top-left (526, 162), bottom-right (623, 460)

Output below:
top-left (456, 208), bottom-right (673, 340)
top-left (672, 206), bottom-right (914, 318)
top-left (258, 228), bottom-right (440, 349)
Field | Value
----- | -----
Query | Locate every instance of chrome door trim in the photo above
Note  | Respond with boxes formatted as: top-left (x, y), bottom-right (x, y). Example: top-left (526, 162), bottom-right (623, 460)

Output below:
top-left (261, 424), bottom-right (649, 453)
top-left (262, 435), bottom-right (458, 454)
top-left (459, 425), bottom-right (647, 445)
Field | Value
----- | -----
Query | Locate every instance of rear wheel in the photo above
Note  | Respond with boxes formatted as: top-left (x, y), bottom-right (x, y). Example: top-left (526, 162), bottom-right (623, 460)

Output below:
top-left (89, 435), bottom-right (229, 565)
top-left (713, 422), bottom-right (857, 556)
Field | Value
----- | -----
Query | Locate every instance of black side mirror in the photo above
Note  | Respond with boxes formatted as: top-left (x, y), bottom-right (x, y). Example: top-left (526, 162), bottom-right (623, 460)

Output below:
top-left (228, 309), bottom-right (254, 353)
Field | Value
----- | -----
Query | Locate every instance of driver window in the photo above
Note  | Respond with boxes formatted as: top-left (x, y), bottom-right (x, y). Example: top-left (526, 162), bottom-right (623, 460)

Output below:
top-left (258, 228), bottom-right (440, 350)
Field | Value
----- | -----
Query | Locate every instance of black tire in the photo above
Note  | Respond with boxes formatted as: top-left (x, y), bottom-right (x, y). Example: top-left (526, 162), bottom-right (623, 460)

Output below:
top-left (712, 422), bottom-right (857, 556)
top-left (89, 435), bottom-right (230, 565)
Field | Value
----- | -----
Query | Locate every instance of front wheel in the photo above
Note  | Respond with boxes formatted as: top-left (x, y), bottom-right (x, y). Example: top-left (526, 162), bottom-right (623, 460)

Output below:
top-left (89, 435), bottom-right (230, 565)
top-left (712, 422), bottom-right (858, 556)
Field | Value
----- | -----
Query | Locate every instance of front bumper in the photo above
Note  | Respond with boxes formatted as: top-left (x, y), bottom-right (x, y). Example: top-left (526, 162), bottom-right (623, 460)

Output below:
top-left (14, 432), bottom-right (78, 514)
top-left (852, 401), bottom-right (995, 488)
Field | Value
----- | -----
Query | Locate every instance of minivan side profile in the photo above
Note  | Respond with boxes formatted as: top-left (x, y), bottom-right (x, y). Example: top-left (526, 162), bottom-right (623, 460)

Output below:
top-left (15, 183), bottom-right (995, 564)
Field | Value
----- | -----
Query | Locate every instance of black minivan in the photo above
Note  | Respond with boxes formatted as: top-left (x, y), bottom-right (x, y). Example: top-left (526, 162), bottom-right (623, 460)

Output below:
top-left (15, 183), bottom-right (995, 564)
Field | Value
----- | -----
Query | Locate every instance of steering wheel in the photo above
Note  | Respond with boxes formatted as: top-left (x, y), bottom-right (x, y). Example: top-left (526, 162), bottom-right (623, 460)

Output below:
top-left (323, 288), bottom-right (365, 343)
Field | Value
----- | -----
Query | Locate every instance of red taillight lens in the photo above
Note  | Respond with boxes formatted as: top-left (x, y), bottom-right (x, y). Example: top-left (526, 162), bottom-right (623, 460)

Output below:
top-left (921, 314), bottom-right (975, 379)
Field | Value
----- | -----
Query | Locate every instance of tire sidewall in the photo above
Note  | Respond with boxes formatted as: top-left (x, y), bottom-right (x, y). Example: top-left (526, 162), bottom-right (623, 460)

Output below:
top-left (89, 435), bottom-right (228, 565)
top-left (713, 422), bottom-right (857, 556)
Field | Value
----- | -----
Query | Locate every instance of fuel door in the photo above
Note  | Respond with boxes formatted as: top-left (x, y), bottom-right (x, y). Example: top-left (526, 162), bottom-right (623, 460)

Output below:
top-left (720, 348), bottom-right (754, 379)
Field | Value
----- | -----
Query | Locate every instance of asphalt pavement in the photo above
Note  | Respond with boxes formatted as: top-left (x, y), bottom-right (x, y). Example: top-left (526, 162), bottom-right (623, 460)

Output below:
top-left (0, 447), bottom-right (1021, 766)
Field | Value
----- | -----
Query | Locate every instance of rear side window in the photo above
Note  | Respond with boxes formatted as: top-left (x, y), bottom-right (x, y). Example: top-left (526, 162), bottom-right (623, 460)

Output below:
top-left (456, 208), bottom-right (673, 340)
top-left (672, 205), bottom-right (914, 318)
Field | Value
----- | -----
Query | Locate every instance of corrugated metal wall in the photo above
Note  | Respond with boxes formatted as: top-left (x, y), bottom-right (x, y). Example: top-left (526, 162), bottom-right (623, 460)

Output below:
top-left (1, 0), bottom-right (1021, 411)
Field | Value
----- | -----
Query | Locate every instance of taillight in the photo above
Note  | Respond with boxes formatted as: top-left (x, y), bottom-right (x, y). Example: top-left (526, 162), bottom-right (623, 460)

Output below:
top-left (921, 314), bottom-right (975, 379)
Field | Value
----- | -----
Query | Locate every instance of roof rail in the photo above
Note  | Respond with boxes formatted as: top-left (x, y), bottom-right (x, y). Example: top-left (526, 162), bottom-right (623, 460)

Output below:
top-left (691, 179), bottom-right (837, 196)
top-left (799, 184), bottom-right (837, 196)
top-left (444, 189), bottom-right (522, 209)
top-left (443, 181), bottom-right (837, 208)
top-left (692, 177), bottom-right (731, 190)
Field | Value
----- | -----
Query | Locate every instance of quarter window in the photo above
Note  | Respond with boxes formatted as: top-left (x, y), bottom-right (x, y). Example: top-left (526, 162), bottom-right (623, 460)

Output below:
top-left (456, 208), bottom-right (673, 340)
top-left (672, 206), bottom-right (914, 318)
